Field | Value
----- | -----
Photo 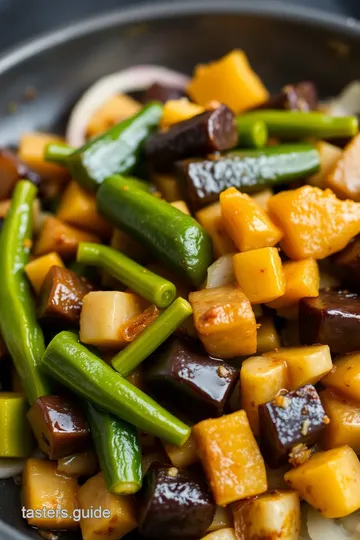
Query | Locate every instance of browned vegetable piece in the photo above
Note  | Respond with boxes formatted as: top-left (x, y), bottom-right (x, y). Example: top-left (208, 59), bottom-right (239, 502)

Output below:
top-left (259, 385), bottom-right (328, 468)
top-left (327, 133), bottom-right (360, 200)
top-left (144, 104), bottom-right (237, 171)
top-left (38, 265), bottom-right (93, 326)
top-left (253, 81), bottom-right (317, 111)
top-left (57, 450), bottom-right (98, 477)
top-left (334, 235), bottom-right (360, 292)
top-left (142, 82), bottom-right (186, 104)
top-left (27, 395), bottom-right (91, 460)
top-left (320, 388), bottom-right (360, 452)
top-left (299, 289), bottom-right (360, 354)
top-left (0, 148), bottom-right (40, 200)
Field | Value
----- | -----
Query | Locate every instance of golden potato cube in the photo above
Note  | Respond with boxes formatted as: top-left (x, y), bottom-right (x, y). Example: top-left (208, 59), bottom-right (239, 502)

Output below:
top-left (309, 141), bottom-right (342, 189)
top-left (267, 258), bottom-right (319, 309)
top-left (240, 355), bottom-right (288, 435)
top-left (220, 188), bottom-right (283, 252)
top-left (80, 291), bottom-right (147, 348)
top-left (189, 285), bottom-right (257, 358)
top-left (22, 458), bottom-right (78, 529)
top-left (153, 173), bottom-right (183, 202)
top-left (233, 247), bottom-right (285, 304)
top-left (34, 216), bottom-right (100, 259)
top-left (207, 506), bottom-right (233, 533)
top-left (285, 445), bottom-right (360, 518)
top-left (25, 252), bottom-right (64, 293)
top-left (161, 99), bottom-right (204, 128)
top-left (251, 188), bottom-right (273, 211)
top-left (256, 315), bottom-right (281, 354)
top-left (322, 351), bottom-right (360, 401)
top-left (320, 389), bottom-right (360, 452)
top-left (327, 133), bottom-right (360, 200)
top-left (196, 202), bottom-right (236, 259)
top-left (193, 410), bottom-right (267, 505)
top-left (77, 472), bottom-right (137, 540)
top-left (57, 181), bottom-right (112, 238)
top-left (264, 345), bottom-right (332, 390)
top-left (170, 200), bottom-right (191, 215)
top-left (162, 432), bottom-right (199, 468)
top-left (87, 94), bottom-right (141, 138)
top-left (19, 132), bottom-right (68, 180)
top-left (201, 529), bottom-right (237, 540)
top-left (233, 490), bottom-right (300, 540)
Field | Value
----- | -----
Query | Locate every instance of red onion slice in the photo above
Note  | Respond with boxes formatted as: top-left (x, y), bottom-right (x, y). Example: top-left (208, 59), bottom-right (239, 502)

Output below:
top-left (66, 65), bottom-right (190, 147)
top-left (206, 254), bottom-right (236, 289)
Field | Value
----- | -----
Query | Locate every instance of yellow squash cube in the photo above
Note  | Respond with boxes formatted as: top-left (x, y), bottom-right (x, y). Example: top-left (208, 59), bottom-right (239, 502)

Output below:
top-left (240, 356), bottom-right (288, 435)
top-left (196, 202), bottom-right (236, 258)
top-left (161, 99), bottom-right (204, 128)
top-left (251, 188), bottom-right (273, 211)
top-left (87, 94), bottom-right (141, 138)
top-left (266, 258), bottom-right (319, 309)
top-left (256, 316), bottom-right (281, 354)
top-left (170, 200), bottom-right (191, 215)
top-left (267, 185), bottom-right (360, 260)
top-left (57, 181), bottom-right (112, 238)
top-left (80, 291), bottom-right (147, 348)
top-left (285, 445), bottom-right (360, 518)
top-left (153, 173), bottom-right (183, 202)
top-left (189, 285), bottom-right (257, 358)
top-left (25, 252), bottom-right (64, 293)
top-left (187, 50), bottom-right (269, 113)
top-left (22, 459), bottom-right (78, 529)
top-left (220, 188), bottom-right (283, 252)
top-left (77, 472), bottom-right (137, 540)
top-left (264, 345), bottom-right (332, 390)
top-left (19, 132), bottom-right (68, 180)
top-left (233, 247), bottom-right (285, 304)
top-left (193, 410), bottom-right (267, 505)
top-left (320, 389), bottom-right (360, 452)
top-left (322, 352), bottom-right (360, 401)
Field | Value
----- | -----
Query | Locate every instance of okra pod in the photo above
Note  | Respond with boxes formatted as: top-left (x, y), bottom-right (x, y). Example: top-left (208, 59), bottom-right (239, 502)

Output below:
top-left (77, 243), bottom-right (176, 308)
top-left (45, 142), bottom-right (74, 164)
top-left (42, 331), bottom-right (190, 446)
top-left (112, 297), bottom-right (192, 377)
top-left (236, 117), bottom-right (268, 148)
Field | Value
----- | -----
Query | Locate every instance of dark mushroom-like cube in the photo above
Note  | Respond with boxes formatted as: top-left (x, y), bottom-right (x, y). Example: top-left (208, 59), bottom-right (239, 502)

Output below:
top-left (27, 395), bottom-right (91, 459)
top-left (138, 463), bottom-right (215, 538)
top-left (142, 82), bottom-right (186, 104)
top-left (0, 148), bottom-right (40, 201)
top-left (299, 289), bottom-right (360, 354)
top-left (259, 385), bottom-right (327, 468)
top-left (253, 81), bottom-right (317, 111)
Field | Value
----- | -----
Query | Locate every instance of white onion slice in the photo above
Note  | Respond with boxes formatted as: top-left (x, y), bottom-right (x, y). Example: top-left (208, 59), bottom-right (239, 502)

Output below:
top-left (0, 458), bottom-right (25, 479)
top-left (206, 254), bottom-right (236, 289)
top-left (66, 65), bottom-right (190, 147)
top-left (327, 81), bottom-right (360, 117)
top-left (307, 506), bottom-right (354, 540)
top-left (339, 510), bottom-right (360, 536)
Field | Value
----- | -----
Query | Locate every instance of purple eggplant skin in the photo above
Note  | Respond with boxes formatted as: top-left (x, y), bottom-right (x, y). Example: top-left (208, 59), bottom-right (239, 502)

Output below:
top-left (144, 104), bottom-right (238, 172)
top-left (144, 336), bottom-right (239, 422)
top-left (0, 148), bottom-right (40, 201)
top-left (138, 462), bottom-right (215, 538)
top-left (334, 236), bottom-right (360, 293)
top-left (259, 385), bottom-right (327, 468)
top-left (252, 81), bottom-right (318, 112)
top-left (299, 289), bottom-right (360, 355)
top-left (142, 82), bottom-right (186, 104)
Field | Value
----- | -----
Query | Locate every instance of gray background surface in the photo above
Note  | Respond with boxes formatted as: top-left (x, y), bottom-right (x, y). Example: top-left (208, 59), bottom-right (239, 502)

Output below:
top-left (0, 0), bottom-right (359, 52)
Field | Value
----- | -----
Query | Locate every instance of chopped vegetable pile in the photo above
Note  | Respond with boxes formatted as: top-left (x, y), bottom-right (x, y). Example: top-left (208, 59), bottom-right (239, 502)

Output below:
top-left (2, 48), bottom-right (360, 540)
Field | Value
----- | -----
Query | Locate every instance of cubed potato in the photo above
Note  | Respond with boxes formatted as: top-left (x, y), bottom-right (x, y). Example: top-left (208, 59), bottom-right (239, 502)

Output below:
top-left (189, 285), bottom-right (257, 358)
top-left (153, 173), bottom-right (183, 202)
top-left (309, 141), bottom-right (342, 189)
top-left (233, 247), bottom-right (285, 304)
top-left (320, 389), bottom-right (360, 452)
top-left (80, 291), bottom-right (147, 348)
top-left (284, 445), bottom-right (360, 518)
top-left (187, 49), bottom-right (269, 113)
top-left (256, 315), bottom-right (281, 354)
top-left (87, 94), bottom-right (141, 138)
top-left (233, 490), bottom-right (300, 540)
top-left (161, 99), bottom-right (204, 128)
top-left (240, 356), bottom-right (288, 435)
top-left (170, 200), bottom-right (191, 215)
top-left (57, 450), bottom-right (98, 477)
top-left (207, 506), bottom-right (233, 533)
top-left (193, 410), bottom-right (267, 505)
top-left (267, 185), bottom-right (360, 260)
top-left (22, 458), bottom-right (79, 529)
top-left (322, 352), bottom-right (360, 401)
top-left (34, 216), bottom-right (100, 259)
top-left (251, 188), bottom-right (273, 211)
top-left (264, 345), bottom-right (332, 390)
top-left (77, 472), bottom-right (137, 540)
top-left (111, 228), bottom-right (148, 263)
top-left (327, 133), bottom-right (360, 200)
top-left (162, 432), bottom-right (199, 468)
top-left (266, 258), bottom-right (319, 309)
top-left (220, 188), bottom-right (283, 252)
top-left (19, 132), bottom-right (69, 180)
top-left (57, 181), bottom-right (112, 238)
top-left (196, 202), bottom-right (236, 258)
top-left (25, 252), bottom-right (64, 293)
top-left (201, 529), bottom-right (236, 540)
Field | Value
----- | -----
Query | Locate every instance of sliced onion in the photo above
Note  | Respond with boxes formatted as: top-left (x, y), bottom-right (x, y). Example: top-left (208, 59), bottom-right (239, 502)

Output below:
top-left (206, 254), bottom-right (236, 289)
top-left (307, 506), bottom-right (354, 540)
top-left (339, 510), bottom-right (360, 536)
top-left (327, 81), bottom-right (360, 117)
top-left (0, 458), bottom-right (25, 479)
top-left (66, 65), bottom-right (190, 147)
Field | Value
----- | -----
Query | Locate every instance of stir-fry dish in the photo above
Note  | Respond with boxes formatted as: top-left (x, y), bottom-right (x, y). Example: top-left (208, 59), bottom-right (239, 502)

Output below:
top-left (2, 49), bottom-right (360, 540)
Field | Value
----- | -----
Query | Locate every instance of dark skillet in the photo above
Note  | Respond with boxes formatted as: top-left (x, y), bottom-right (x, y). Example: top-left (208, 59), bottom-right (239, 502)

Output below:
top-left (0, 1), bottom-right (360, 539)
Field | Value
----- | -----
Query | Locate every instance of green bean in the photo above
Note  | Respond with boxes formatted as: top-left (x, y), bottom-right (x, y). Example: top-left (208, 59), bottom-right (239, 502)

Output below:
top-left (44, 142), bottom-right (74, 164)
top-left (236, 117), bottom-right (268, 148)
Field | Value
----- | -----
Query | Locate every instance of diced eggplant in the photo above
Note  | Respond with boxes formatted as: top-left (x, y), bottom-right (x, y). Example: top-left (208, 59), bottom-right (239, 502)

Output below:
top-left (253, 81), bottom-right (317, 111)
top-left (299, 289), bottom-right (360, 354)
top-left (144, 104), bottom-right (237, 171)
top-left (38, 265), bottom-right (94, 326)
top-left (145, 336), bottom-right (239, 422)
top-left (138, 463), bottom-right (215, 538)
top-left (334, 236), bottom-right (360, 292)
top-left (142, 82), bottom-right (186, 104)
top-left (259, 385), bottom-right (327, 468)
top-left (27, 395), bottom-right (91, 460)
top-left (0, 148), bottom-right (40, 201)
